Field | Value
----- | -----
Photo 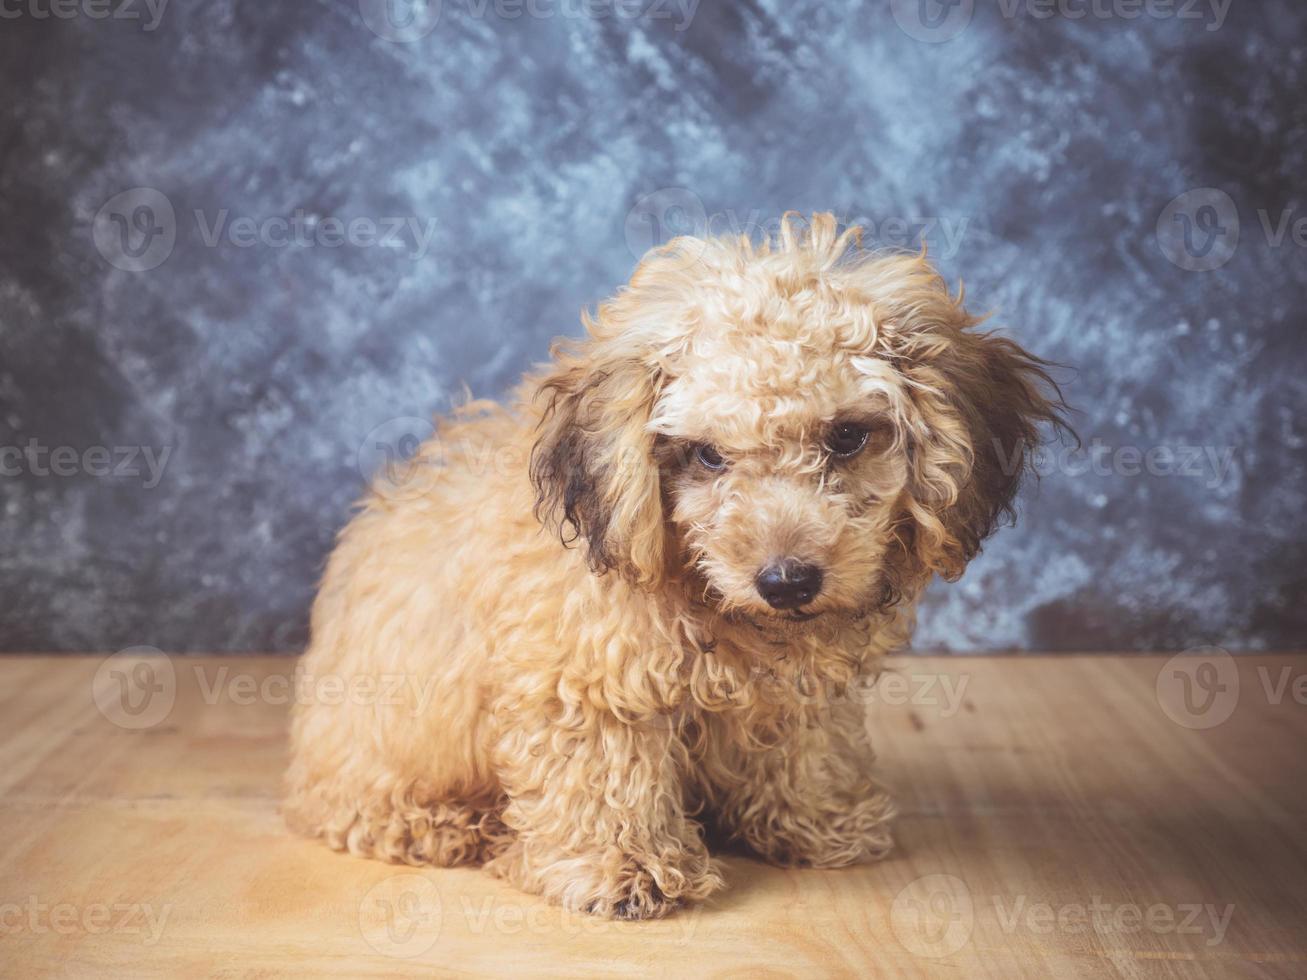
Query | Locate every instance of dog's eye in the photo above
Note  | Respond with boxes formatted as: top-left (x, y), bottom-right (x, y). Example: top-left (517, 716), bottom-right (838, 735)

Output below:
top-left (695, 444), bottom-right (726, 470)
top-left (826, 423), bottom-right (870, 459)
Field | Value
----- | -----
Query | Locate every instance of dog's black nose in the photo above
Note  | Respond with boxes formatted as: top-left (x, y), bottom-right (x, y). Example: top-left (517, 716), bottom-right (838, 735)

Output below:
top-left (755, 560), bottom-right (823, 610)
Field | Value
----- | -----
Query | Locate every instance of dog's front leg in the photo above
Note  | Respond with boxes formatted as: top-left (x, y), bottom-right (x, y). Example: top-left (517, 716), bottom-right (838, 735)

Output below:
top-left (704, 702), bottom-right (896, 869)
top-left (486, 710), bottom-right (724, 919)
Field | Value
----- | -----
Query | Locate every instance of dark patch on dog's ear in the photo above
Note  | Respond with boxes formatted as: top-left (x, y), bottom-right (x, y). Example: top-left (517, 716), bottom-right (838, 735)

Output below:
top-left (528, 354), bottom-right (667, 585)
top-left (529, 373), bottom-right (618, 575)
top-left (938, 332), bottom-right (1075, 573)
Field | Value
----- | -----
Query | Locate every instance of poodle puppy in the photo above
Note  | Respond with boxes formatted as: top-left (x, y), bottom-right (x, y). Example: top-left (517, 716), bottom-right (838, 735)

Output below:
top-left (284, 212), bottom-right (1066, 919)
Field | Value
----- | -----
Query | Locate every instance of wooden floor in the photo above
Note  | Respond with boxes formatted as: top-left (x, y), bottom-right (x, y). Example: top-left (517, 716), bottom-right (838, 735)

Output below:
top-left (1, 653), bottom-right (1305, 978)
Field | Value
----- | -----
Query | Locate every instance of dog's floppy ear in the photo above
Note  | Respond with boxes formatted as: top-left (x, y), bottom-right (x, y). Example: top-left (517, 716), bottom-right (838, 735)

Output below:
top-left (922, 329), bottom-right (1070, 578)
top-left (529, 323), bottom-right (666, 588)
top-left (880, 256), bottom-right (1071, 580)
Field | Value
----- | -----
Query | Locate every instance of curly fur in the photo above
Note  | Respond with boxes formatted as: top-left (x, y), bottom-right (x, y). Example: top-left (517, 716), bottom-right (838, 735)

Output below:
top-left (284, 212), bottom-right (1069, 919)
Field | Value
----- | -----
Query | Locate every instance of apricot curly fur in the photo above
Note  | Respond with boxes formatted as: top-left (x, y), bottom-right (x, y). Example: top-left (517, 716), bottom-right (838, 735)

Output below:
top-left (284, 212), bottom-right (1068, 919)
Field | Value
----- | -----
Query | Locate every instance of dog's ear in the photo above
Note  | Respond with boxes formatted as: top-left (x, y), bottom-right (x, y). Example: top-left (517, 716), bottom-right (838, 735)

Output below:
top-left (919, 329), bottom-right (1070, 578)
top-left (875, 256), bottom-right (1071, 580)
top-left (529, 327), bottom-right (666, 587)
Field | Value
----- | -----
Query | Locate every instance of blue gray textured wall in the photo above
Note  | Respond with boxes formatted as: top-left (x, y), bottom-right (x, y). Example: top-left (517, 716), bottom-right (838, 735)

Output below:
top-left (1, 0), bottom-right (1304, 652)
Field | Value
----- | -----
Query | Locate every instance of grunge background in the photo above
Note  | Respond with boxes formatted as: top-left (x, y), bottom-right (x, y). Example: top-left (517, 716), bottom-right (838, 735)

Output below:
top-left (1, 0), bottom-right (1304, 651)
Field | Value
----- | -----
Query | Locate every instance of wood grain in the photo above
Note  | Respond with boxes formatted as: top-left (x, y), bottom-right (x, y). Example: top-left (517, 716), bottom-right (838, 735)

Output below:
top-left (1, 653), bottom-right (1304, 978)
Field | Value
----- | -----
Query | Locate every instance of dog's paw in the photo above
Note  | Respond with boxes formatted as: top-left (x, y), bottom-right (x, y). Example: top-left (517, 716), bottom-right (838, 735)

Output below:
top-left (583, 855), bottom-right (723, 920)
top-left (738, 791), bottom-right (897, 869)
top-left (587, 874), bottom-right (679, 921)
top-left (489, 838), bottom-right (723, 919)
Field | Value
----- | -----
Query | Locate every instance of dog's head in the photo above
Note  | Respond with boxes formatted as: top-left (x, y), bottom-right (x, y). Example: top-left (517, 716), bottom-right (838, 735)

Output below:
top-left (531, 213), bottom-right (1069, 637)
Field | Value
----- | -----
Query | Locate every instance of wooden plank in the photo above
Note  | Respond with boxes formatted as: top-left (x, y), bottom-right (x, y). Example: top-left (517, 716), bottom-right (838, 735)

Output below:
top-left (0, 654), bottom-right (1304, 978)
